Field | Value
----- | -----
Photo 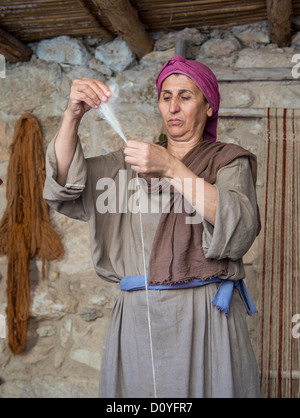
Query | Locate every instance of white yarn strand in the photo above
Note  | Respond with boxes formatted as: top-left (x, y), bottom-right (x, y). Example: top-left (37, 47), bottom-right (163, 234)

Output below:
top-left (96, 100), bottom-right (127, 144)
top-left (96, 100), bottom-right (157, 398)
top-left (136, 172), bottom-right (158, 398)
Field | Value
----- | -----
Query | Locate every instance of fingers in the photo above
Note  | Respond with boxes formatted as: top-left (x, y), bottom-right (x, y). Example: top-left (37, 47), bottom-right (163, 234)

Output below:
top-left (124, 142), bottom-right (159, 174)
top-left (124, 141), bottom-right (150, 159)
top-left (124, 141), bottom-right (173, 177)
top-left (125, 140), bottom-right (150, 151)
top-left (71, 78), bottom-right (111, 109)
top-left (124, 142), bottom-right (146, 169)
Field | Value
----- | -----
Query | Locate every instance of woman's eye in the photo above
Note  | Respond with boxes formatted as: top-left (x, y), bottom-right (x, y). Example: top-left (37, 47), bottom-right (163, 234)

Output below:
top-left (181, 96), bottom-right (191, 101)
top-left (163, 96), bottom-right (171, 101)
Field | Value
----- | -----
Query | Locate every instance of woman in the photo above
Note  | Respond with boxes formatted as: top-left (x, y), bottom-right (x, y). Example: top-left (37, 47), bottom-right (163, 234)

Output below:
top-left (44, 56), bottom-right (261, 398)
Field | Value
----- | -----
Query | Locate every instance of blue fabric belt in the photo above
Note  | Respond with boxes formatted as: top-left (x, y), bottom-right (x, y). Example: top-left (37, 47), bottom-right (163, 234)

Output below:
top-left (120, 275), bottom-right (257, 317)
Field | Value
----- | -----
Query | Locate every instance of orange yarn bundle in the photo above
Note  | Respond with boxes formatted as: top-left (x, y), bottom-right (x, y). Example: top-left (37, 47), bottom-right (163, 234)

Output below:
top-left (0, 114), bottom-right (64, 355)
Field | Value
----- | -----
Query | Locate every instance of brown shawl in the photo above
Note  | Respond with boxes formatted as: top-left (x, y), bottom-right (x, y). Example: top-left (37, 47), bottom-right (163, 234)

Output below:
top-left (142, 139), bottom-right (260, 285)
top-left (0, 114), bottom-right (64, 355)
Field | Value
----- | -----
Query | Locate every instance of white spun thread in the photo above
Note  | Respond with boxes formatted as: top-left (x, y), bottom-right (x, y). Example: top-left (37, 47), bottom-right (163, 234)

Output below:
top-left (96, 100), bottom-right (157, 398)
top-left (96, 101), bottom-right (127, 144)
top-left (96, 83), bottom-right (127, 144)
top-left (136, 172), bottom-right (158, 399)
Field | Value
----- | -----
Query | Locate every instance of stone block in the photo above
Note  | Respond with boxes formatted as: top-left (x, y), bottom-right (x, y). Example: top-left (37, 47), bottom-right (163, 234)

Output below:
top-left (69, 348), bottom-right (101, 371)
top-left (200, 37), bottom-right (241, 57)
top-left (30, 288), bottom-right (78, 320)
top-left (234, 47), bottom-right (296, 68)
top-left (37, 36), bottom-right (89, 66)
top-left (236, 30), bottom-right (269, 47)
top-left (154, 28), bottom-right (206, 51)
top-left (140, 48), bottom-right (175, 65)
top-left (95, 37), bottom-right (136, 73)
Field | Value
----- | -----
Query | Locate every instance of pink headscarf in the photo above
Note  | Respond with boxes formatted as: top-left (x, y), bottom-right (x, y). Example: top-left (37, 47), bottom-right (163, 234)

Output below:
top-left (156, 55), bottom-right (220, 142)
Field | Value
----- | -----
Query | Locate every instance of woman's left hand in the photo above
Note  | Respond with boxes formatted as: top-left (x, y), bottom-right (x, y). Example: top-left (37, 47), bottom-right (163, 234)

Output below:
top-left (124, 140), bottom-right (217, 225)
top-left (124, 140), bottom-right (176, 178)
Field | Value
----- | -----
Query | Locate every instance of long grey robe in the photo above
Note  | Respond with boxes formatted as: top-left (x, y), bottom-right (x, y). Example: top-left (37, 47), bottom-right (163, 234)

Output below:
top-left (43, 137), bottom-right (260, 398)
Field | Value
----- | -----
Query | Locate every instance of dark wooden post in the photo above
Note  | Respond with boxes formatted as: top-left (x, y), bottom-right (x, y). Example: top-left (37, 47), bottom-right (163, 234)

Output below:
top-left (0, 27), bottom-right (32, 63)
top-left (267, 0), bottom-right (293, 47)
top-left (92, 0), bottom-right (153, 59)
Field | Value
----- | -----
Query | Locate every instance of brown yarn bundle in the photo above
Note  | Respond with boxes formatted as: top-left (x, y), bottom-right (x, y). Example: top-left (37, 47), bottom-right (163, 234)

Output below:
top-left (0, 113), bottom-right (64, 355)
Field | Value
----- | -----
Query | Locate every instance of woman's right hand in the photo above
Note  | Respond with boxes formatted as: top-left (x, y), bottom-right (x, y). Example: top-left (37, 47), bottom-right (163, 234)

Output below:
top-left (66, 78), bottom-right (112, 120)
top-left (54, 78), bottom-right (111, 186)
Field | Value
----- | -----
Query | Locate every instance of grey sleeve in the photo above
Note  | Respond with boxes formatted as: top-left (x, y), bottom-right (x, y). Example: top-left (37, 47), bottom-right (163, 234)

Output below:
top-left (43, 135), bottom-right (89, 222)
top-left (202, 157), bottom-right (258, 261)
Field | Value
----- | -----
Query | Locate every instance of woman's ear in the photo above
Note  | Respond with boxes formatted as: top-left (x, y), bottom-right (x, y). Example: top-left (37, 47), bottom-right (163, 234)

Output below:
top-left (207, 105), bottom-right (213, 118)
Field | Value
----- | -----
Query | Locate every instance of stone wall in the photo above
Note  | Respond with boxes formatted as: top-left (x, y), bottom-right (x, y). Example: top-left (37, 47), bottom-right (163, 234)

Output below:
top-left (0, 21), bottom-right (299, 398)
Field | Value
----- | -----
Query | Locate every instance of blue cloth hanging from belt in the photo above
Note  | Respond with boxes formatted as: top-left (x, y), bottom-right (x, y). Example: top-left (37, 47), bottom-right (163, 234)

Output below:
top-left (120, 275), bottom-right (257, 317)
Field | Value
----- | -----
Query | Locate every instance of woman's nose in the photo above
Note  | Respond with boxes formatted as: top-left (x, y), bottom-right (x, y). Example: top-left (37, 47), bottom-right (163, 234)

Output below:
top-left (169, 97), bottom-right (180, 113)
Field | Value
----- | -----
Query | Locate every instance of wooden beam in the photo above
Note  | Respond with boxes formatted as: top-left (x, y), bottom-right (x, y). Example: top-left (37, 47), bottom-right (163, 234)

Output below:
top-left (75, 0), bottom-right (114, 40)
top-left (92, 0), bottom-right (153, 59)
top-left (267, 0), bottom-right (293, 47)
top-left (0, 27), bottom-right (32, 63)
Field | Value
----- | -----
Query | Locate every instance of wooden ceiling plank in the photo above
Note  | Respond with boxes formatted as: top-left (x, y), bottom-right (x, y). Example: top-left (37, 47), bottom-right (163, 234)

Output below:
top-left (134, 0), bottom-right (266, 12)
top-left (75, 0), bottom-right (113, 39)
top-left (144, 16), bottom-right (268, 31)
top-left (137, 4), bottom-right (266, 20)
top-left (267, 0), bottom-right (293, 47)
top-left (0, 1), bottom-right (113, 42)
top-left (132, 0), bottom-right (248, 7)
top-left (142, 15), bottom-right (268, 30)
top-left (0, 25), bottom-right (32, 62)
top-left (144, 10), bottom-right (268, 23)
top-left (92, 0), bottom-right (153, 58)
top-left (0, 1), bottom-right (82, 16)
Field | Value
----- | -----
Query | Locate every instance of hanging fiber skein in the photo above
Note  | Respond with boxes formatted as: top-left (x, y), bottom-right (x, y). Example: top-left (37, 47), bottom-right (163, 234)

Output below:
top-left (0, 114), bottom-right (64, 355)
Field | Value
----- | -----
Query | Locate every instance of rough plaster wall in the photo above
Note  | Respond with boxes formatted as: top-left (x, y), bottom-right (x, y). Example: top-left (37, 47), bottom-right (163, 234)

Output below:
top-left (0, 22), bottom-right (299, 398)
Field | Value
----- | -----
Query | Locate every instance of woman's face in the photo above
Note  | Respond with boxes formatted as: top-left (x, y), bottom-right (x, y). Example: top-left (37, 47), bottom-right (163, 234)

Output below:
top-left (158, 74), bottom-right (212, 143)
